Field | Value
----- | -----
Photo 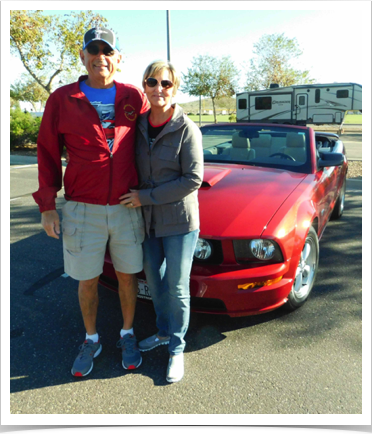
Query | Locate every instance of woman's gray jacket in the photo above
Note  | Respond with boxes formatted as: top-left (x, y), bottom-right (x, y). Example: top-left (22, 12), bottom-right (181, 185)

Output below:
top-left (136, 104), bottom-right (204, 237)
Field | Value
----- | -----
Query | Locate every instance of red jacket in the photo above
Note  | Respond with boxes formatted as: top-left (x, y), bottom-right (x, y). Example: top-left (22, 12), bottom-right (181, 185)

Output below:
top-left (32, 76), bottom-right (149, 213)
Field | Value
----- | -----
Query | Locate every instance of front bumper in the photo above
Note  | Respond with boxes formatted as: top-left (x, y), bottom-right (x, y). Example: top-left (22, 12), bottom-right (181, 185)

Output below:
top-left (188, 261), bottom-right (293, 317)
top-left (100, 258), bottom-right (294, 318)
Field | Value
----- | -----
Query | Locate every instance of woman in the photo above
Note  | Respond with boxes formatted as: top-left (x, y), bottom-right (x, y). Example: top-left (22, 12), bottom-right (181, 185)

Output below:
top-left (120, 60), bottom-right (203, 383)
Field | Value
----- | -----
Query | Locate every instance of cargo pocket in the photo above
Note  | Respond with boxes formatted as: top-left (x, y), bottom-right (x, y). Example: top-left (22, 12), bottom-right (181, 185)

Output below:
top-left (62, 201), bottom-right (84, 253)
top-left (129, 207), bottom-right (145, 244)
top-left (62, 221), bottom-right (82, 253)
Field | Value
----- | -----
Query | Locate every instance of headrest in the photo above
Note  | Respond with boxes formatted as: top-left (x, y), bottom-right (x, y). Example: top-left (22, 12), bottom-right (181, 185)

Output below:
top-left (251, 135), bottom-right (272, 148)
top-left (232, 132), bottom-right (251, 149)
top-left (287, 133), bottom-right (306, 148)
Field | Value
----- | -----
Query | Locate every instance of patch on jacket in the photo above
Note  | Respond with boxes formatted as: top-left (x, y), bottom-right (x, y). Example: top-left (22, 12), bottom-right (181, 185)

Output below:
top-left (123, 104), bottom-right (137, 122)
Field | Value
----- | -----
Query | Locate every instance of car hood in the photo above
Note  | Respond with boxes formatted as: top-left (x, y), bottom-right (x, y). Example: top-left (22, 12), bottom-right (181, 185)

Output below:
top-left (199, 163), bottom-right (307, 238)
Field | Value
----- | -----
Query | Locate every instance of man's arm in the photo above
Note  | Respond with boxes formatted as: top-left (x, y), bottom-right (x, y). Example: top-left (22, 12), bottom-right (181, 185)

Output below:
top-left (32, 92), bottom-right (64, 236)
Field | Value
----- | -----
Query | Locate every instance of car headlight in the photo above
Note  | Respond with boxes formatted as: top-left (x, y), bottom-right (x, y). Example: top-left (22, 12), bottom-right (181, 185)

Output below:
top-left (250, 239), bottom-right (276, 260)
top-left (194, 238), bottom-right (213, 260)
top-left (233, 239), bottom-right (284, 263)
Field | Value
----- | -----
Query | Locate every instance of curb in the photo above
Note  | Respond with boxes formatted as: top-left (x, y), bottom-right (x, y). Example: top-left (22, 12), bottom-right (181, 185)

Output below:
top-left (10, 155), bottom-right (67, 166)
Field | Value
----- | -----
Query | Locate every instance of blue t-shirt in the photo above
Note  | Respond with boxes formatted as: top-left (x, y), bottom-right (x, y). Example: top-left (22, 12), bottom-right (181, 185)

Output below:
top-left (80, 80), bottom-right (116, 152)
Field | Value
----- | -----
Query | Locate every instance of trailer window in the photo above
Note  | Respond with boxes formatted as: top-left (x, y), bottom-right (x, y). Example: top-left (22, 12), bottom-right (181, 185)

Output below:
top-left (337, 90), bottom-right (349, 98)
top-left (255, 97), bottom-right (272, 110)
top-left (315, 89), bottom-right (320, 103)
top-left (238, 99), bottom-right (247, 110)
top-left (298, 96), bottom-right (306, 106)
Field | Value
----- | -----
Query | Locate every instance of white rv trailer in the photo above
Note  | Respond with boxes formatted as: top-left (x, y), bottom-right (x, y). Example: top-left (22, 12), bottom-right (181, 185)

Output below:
top-left (236, 83), bottom-right (362, 125)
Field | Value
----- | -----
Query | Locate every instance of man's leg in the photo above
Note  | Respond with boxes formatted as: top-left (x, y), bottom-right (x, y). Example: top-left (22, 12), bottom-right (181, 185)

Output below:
top-left (63, 202), bottom-right (108, 377)
top-left (71, 276), bottom-right (102, 377)
top-left (116, 271), bottom-right (138, 331)
top-left (108, 204), bottom-right (144, 369)
top-left (78, 276), bottom-right (100, 335)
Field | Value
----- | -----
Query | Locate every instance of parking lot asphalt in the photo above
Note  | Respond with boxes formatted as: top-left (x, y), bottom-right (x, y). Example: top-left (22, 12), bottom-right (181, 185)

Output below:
top-left (6, 159), bottom-right (364, 421)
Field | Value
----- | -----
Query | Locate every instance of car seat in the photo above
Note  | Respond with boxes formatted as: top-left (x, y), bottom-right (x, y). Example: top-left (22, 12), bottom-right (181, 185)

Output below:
top-left (284, 133), bottom-right (306, 162)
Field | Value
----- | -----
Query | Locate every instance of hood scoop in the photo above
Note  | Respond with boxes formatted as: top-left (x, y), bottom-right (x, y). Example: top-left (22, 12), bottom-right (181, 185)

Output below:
top-left (201, 167), bottom-right (231, 188)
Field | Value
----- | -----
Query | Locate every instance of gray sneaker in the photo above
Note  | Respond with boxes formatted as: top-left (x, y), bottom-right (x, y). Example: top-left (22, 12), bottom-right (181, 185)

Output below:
top-left (116, 334), bottom-right (142, 370)
top-left (138, 334), bottom-right (170, 352)
top-left (71, 339), bottom-right (102, 377)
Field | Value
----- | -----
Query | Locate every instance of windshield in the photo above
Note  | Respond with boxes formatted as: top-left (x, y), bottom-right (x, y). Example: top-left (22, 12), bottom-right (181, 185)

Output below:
top-left (201, 125), bottom-right (311, 173)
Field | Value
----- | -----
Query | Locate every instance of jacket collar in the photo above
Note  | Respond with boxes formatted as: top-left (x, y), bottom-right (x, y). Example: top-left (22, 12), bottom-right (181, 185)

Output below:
top-left (138, 103), bottom-right (185, 132)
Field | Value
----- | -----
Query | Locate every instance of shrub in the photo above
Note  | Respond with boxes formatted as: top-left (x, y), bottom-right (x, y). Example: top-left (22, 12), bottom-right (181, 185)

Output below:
top-left (10, 109), bottom-right (42, 149)
top-left (229, 114), bottom-right (237, 122)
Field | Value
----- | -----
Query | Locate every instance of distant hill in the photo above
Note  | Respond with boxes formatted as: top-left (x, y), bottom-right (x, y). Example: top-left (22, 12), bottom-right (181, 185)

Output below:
top-left (178, 97), bottom-right (236, 114)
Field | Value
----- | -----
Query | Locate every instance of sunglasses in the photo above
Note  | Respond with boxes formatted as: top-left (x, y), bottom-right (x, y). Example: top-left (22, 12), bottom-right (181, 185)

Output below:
top-left (86, 44), bottom-right (116, 57)
top-left (145, 78), bottom-right (174, 89)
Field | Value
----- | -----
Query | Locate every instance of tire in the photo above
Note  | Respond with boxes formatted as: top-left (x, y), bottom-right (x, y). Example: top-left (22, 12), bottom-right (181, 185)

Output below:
top-left (330, 180), bottom-right (346, 220)
top-left (285, 226), bottom-right (319, 311)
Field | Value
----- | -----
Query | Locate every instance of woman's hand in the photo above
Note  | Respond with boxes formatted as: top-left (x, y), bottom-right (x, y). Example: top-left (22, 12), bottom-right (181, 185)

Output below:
top-left (119, 190), bottom-right (142, 208)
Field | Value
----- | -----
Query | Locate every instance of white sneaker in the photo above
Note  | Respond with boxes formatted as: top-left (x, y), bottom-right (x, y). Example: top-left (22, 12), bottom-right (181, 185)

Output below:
top-left (166, 353), bottom-right (184, 383)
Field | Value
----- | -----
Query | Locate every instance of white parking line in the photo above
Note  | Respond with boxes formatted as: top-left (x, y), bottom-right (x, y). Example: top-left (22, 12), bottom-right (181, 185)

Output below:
top-left (10, 164), bottom-right (38, 169)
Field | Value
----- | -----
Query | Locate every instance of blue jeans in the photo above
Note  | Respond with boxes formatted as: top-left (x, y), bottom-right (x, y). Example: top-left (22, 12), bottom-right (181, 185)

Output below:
top-left (142, 229), bottom-right (199, 355)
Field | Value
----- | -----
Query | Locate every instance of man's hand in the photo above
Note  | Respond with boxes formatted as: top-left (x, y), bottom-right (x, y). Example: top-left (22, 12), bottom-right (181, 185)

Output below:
top-left (41, 210), bottom-right (61, 239)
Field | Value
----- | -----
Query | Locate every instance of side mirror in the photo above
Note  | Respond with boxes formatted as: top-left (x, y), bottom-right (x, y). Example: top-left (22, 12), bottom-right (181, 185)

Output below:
top-left (318, 151), bottom-right (345, 168)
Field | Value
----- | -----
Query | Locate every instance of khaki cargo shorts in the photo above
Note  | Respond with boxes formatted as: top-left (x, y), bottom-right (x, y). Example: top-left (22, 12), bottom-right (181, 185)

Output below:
top-left (62, 201), bottom-right (145, 281)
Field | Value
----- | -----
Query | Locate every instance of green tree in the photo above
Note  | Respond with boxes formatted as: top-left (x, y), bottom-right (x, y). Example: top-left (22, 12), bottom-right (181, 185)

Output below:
top-left (11, 73), bottom-right (50, 111)
top-left (10, 108), bottom-right (42, 149)
top-left (181, 55), bottom-right (239, 123)
top-left (244, 33), bottom-right (315, 91)
top-left (10, 10), bottom-right (108, 95)
top-left (216, 96), bottom-right (236, 115)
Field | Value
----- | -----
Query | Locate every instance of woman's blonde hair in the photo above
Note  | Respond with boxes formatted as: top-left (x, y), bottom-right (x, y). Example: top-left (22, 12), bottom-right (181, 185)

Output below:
top-left (142, 60), bottom-right (181, 96)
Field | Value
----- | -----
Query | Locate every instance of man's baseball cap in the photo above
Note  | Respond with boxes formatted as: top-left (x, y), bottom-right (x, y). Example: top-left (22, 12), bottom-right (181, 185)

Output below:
top-left (83, 27), bottom-right (120, 51)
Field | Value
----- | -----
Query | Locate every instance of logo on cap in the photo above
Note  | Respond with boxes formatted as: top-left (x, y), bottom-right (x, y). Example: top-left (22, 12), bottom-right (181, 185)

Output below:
top-left (94, 29), bottom-right (106, 39)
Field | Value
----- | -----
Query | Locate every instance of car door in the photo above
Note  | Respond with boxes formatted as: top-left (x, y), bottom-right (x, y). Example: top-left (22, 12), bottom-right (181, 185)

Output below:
top-left (316, 155), bottom-right (340, 230)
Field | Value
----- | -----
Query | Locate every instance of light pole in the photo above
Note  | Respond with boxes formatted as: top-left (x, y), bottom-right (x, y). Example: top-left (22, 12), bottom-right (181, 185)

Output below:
top-left (166, 11), bottom-right (171, 62)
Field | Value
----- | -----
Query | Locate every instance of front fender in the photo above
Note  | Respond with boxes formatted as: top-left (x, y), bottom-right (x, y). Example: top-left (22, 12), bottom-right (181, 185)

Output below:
top-left (261, 185), bottom-right (318, 264)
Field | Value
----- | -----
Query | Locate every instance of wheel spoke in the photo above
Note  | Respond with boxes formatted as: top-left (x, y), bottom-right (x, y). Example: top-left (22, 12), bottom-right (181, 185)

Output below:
top-left (302, 243), bottom-right (311, 263)
top-left (293, 268), bottom-right (303, 293)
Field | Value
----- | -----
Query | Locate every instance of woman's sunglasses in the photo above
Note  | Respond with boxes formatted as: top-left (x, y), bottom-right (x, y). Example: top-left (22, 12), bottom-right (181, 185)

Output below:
top-left (86, 44), bottom-right (116, 57)
top-left (145, 78), bottom-right (174, 89)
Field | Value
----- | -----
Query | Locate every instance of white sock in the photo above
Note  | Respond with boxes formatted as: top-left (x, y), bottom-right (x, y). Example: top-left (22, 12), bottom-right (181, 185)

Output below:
top-left (86, 332), bottom-right (99, 343)
top-left (120, 328), bottom-right (134, 338)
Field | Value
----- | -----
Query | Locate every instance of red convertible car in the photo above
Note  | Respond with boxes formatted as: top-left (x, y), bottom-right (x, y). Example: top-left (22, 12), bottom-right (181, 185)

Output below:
top-left (99, 123), bottom-right (347, 317)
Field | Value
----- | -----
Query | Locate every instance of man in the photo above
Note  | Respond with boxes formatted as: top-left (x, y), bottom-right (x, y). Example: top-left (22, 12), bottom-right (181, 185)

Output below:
top-left (32, 27), bottom-right (150, 377)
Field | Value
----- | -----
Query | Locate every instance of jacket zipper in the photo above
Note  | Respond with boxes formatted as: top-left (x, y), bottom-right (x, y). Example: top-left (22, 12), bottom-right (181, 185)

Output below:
top-left (85, 99), bottom-right (114, 205)
top-left (107, 152), bottom-right (113, 204)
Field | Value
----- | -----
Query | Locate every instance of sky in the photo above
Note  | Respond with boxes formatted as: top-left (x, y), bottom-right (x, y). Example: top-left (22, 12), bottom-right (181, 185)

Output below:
top-left (5, 1), bottom-right (371, 107)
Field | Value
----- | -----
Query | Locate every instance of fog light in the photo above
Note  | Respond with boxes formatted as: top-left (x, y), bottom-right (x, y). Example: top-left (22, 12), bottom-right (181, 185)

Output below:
top-left (238, 276), bottom-right (283, 290)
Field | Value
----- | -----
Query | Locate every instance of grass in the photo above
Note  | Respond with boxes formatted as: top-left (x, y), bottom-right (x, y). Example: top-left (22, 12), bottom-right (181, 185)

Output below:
top-left (343, 114), bottom-right (362, 124)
